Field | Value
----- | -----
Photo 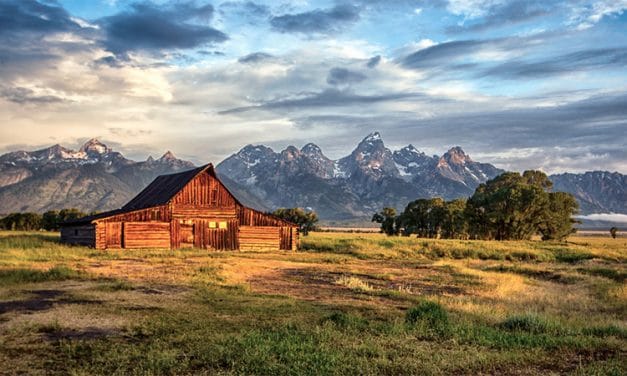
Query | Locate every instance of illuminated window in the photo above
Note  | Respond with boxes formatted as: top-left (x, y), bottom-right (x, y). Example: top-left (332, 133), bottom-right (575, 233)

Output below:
top-left (151, 210), bottom-right (159, 220)
top-left (218, 221), bottom-right (227, 229)
top-left (209, 221), bottom-right (217, 228)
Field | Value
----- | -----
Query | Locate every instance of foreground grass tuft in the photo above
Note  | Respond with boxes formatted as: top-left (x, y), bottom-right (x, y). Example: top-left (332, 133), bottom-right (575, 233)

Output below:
top-left (0, 265), bottom-right (81, 284)
top-left (499, 315), bottom-right (549, 334)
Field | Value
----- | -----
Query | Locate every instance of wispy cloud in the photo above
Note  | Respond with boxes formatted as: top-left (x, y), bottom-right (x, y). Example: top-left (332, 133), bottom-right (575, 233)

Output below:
top-left (270, 4), bottom-right (361, 34)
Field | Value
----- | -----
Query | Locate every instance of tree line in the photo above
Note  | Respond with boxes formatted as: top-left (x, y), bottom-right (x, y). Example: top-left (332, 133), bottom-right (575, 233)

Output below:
top-left (373, 170), bottom-right (580, 241)
top-left (0, 209), bottom-right (88, 231)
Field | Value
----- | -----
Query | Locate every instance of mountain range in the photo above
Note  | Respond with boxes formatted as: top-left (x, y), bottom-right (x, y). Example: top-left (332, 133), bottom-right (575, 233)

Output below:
top-left (0, 134), bottom-right (624, 221)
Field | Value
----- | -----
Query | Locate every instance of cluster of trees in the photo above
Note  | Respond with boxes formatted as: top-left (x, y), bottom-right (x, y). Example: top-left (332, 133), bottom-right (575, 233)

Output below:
top-left (0, 209), bottom-right (87, 231)
top-left (272, 207), bottom-right (319, 236)
top-left (373, 171), bottom-right (580, 241)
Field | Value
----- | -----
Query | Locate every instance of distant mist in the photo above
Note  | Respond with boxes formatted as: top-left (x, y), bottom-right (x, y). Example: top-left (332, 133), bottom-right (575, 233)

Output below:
top-left (576, 213), bottom-right (627, 223)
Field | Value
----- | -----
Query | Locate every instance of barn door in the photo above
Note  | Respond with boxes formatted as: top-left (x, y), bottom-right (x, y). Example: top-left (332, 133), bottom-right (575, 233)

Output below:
top-left (180, 222), bottom-right (194, 248)
top-left (199, 220), bottom-right (238, 250)
top-left (105, 222), bottom-right (122, 248)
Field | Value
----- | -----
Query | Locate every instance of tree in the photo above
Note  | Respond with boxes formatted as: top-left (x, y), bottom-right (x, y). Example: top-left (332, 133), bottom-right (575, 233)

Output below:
top-left (42, 210), bottom-right (60, 231)
top-left (538, 192), bottom-right (579, 241)
top-left (440, 199), bottom-right (468, 239)
top-left (397, 198), bottom-right (446, 238)
top-left (0, 212), bottom-right (42, 231)
top-left (466, 171), bottom-right (552, 240)
top-left (372, 207), bottom-right (398, 236)
top-left (272, 208), bottom-right (318, 236)
top-left (58, 208), bottom-right (86, 223)
top-left (610, 227), bottom-right (618, 239)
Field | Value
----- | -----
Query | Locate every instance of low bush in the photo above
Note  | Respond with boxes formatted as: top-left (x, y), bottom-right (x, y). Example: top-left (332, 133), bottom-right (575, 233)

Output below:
top-left (499, 315), bottom-right (549, 334)
top-left (405, 300), bottom-right (450, 335)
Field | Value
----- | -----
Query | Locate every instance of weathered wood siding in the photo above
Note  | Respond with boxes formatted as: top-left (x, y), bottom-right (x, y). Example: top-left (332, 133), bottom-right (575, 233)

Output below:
top-left (123, 222), bottom-right (170, 248)
top-left (105, 222), bottom-right (122, 248)
top-left (60, 225), bottom-right (95, 246)
top-left (239, 226), bottom-right (280, 250)
top-left (172, 172), bottom-right (236, 208)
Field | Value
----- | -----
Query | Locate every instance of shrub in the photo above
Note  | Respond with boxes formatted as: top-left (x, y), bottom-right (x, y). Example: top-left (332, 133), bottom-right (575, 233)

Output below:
top-left (405, 300), bottom-right (450, 335)
top-left (499, 315), bottom-right (548, 334)
top-left (323, 312), bottom-right (370, 330)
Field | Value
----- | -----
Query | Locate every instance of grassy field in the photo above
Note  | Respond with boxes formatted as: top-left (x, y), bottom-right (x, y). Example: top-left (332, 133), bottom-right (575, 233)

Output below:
top-left (0, 231), bottom-right (625, 375)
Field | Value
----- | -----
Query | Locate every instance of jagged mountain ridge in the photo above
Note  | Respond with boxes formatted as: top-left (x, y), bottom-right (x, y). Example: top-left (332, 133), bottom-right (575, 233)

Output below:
top-left (0, 139), bottom-right (196, 213)
top-left (551, 171), bottom-right (626, 214)
top-left (0, 134), bottom-right (624, 220)
top-left (216, 132), bottom-right (506, 219)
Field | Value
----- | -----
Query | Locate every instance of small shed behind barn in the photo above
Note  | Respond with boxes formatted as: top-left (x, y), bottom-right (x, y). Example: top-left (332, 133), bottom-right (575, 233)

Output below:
top-left (60, 164), bottom-right (298, 251)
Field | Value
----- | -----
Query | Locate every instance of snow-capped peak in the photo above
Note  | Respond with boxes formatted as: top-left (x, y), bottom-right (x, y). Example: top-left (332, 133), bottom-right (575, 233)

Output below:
top-left (79, 138), bottom-right (110, 155)
top-left (301, 143), bottom-right (322, 155)
top-left (363, 131), bottom-right (382, 143)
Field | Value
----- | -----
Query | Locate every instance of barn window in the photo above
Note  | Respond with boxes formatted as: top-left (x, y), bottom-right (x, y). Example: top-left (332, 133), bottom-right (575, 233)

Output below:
top-left (151, 209), bottom-right (159, 221)
top-left (218, 221), bottom-right (227, 229)
top-left (209, 221), bottom-right (217, 228)
top-left (211, 187), bottom-right (218, 204)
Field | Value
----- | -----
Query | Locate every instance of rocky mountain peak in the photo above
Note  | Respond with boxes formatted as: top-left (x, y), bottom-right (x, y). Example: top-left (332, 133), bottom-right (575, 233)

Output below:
top-left (159, 151), bottom-right (177, 161)
top-left (301, 143), bottom-right (323, 156)
top-left (79, 138), bottom-right (110, 156)
top-left (442, 146), bottom-right (471, 165)
top-left (362, 131), bottom-right (382, 143)
top-left (237, 144), bottom-right (276, 162)
top-left (281, 146), bottom-right (301, 160)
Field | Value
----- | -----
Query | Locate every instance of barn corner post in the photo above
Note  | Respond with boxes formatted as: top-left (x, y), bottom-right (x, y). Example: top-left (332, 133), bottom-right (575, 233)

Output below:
top-left (59, 163), bottom-right (299, 252)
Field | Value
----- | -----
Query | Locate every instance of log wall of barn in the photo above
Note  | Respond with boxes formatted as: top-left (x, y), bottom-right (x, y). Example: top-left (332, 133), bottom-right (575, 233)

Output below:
top-left (239, 226), bottom-right (280, 250)
top-left (122, 222), bottom-right (171, 248)
top-left (60, 225), bottom-right (96, 247)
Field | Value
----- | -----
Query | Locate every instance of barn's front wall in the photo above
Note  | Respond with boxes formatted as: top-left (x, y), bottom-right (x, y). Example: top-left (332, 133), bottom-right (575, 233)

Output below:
top-left (64, 167), bottom-right (298, 251)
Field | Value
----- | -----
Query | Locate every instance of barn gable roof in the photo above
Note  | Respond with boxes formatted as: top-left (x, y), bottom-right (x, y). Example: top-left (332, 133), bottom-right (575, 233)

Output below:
top-left (62, 163), bottom-right (245, 225)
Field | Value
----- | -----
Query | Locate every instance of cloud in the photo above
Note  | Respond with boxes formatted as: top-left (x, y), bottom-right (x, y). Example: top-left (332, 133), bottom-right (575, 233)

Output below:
top-left (270, 4), bottom-right (360, 34)
top-left (99, 1), bottom-right (228, 56)
top-left (0, 86), bottom-right (66, 104)
top-left (401, 39), bottom-right (485, 69)
top-left (569, 0), bottom-right (627, 29)
top-left (366, 55), bottom-right (381, 68)
top-left (447, 0), bottom-right (551, 32)
top-left (326, 67), bottom-right (366, 85)
top-left (238, 52), bottom-right (274, 64)
top-left (287, 90), bottom-right (627, 173)
top-left (484, 47), bottom-right (627, 78)
top-left (219, 1), bottom-right (270, 20)
top-left (0, 0), bottom-right (83, 36)
top-left (219, 89), bottom-right (426, 114)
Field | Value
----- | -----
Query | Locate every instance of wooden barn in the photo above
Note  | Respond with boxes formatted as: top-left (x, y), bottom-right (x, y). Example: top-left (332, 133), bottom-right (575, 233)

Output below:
top-left (60, 164), bottom-right (298, 251)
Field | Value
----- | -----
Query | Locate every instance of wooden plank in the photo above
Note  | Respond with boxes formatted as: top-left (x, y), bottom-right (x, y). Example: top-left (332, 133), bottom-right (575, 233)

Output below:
top-left (123, 222), bottom-right (170, 248)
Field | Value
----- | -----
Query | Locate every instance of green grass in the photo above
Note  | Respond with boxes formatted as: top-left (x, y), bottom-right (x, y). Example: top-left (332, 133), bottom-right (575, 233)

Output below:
top-left (0, 265), bottom-right (82, 284)
top-left (0, 230), bottom-right (625, 375)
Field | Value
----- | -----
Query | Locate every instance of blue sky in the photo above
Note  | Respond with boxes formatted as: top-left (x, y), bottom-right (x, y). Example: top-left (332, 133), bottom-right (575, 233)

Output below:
top-left (0, 0), bottom-right (626, 173)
